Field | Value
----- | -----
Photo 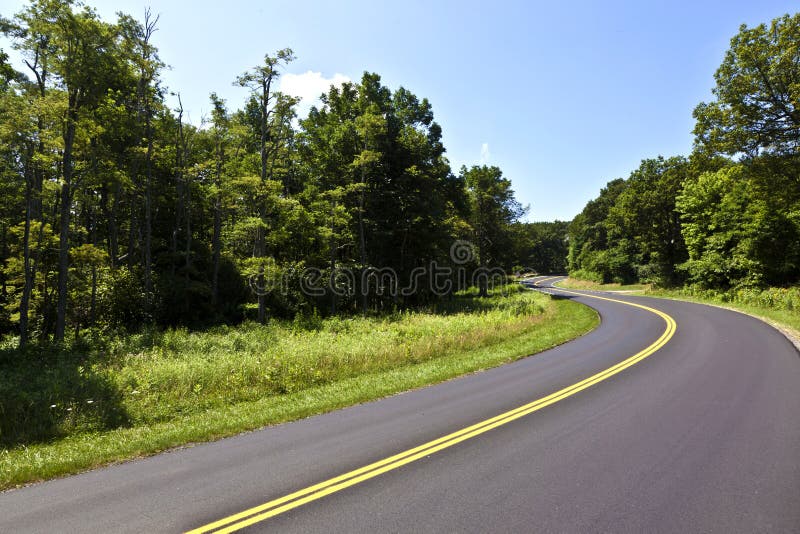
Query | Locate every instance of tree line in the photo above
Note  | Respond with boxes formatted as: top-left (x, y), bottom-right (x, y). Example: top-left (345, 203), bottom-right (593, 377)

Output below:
top-left (0, 0), bottom-right (568, 347)
top-left (568, 13), bottom-right (800, 290)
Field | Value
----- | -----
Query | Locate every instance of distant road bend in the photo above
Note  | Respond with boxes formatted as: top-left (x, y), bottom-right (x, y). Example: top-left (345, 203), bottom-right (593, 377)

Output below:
top-left (1, 276), bottom-right (798, 533)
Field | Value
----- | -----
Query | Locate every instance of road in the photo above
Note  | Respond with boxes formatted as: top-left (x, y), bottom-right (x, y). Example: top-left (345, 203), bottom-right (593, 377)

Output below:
top-left (1, 276), bottom-right (798, 533)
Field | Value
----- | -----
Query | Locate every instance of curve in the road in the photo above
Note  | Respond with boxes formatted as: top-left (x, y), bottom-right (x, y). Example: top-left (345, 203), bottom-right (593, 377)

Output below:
top-left (2, 275), bottom-right (798, 533)
top-left (187, 280), bottom-right (677, 533)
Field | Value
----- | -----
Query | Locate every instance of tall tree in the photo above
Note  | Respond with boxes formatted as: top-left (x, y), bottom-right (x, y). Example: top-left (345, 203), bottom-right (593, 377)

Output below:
top-left (693, 13), bottom-right (800, 157)
top-left (567, 178), bottom-right (628, 282)
top-left (208, 92), bottom-right (229, 305)
top-left (119, 9), bottom-right (162, 308)
top-left (606, 157), bottom-right (689, 285)
top-left (10, 1), bottom-right (122, 341)
top-left (463, 165), bottom-right (524, 295)
top-left (235, 47), bottom-right (295, 323)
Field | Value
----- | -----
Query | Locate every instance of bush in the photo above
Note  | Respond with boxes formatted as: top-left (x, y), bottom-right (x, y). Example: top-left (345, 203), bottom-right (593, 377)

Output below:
top-left (568, 269), bottom-right (604, 284)
top-left (675, 285), bottom-right (800, 313)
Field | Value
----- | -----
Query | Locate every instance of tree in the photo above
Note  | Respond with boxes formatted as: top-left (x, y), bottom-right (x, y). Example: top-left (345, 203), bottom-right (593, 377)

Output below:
top-left (678, 160), bottom-right (800, 288)
top-left (463, 165), bottom-right (524, 295)
top-left (10, 1), bottom-right (124, 341)
top-left (300, 74), bottom-right (466, 309)
top-left (510, 221), bottom-right (570, 274)
top-left (208, 93), bottom-right (229, 306)
top-left (567, 178), bottom-right (628, 281)
top-left (606, 157), bottom-right (689, 285)
top-left (235, 48), bottom-right (295, 323)
top-left (119, 9), bottom-right (163, 309)
top-left (686, 12), bottom-right (800, 289)
top-left (693, 13), bottom-right (800, 157)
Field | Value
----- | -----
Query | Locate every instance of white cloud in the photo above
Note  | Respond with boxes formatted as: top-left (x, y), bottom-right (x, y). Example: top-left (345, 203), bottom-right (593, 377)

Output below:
top-left (279, 71), bottom-right (350, 117)
top-left (479, 143), bottom-right (491, 164)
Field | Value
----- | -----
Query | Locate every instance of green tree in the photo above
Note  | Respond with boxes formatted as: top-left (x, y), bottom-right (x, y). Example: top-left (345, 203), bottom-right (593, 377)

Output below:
top-left (567, 178), bottom-right (628, 282)
top-left (235, 48), bottom-right (295, 323)
top-left (693, 13), bottom-right (800, 157)
top-left (606, 156), bottom-right (689, 285)
top-left (463, 165), bottom-right (524, 295)
top-left (511, 221), bottom-right (570, 274)
top-left (678, 161), bottom-right (800, 288)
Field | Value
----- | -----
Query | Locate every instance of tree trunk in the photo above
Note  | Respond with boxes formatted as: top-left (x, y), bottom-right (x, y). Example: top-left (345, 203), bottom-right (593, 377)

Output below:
top-left (212, 179), bottom-right (222, 306)
top-left (21, 61), bottom-right (47, 347)
top-left (90, 265), bottom-right (97, 327)
top-left (111, 191), bottom-right (119, 267)
top-left (329, 200), bottom-right (337, 315)
top-left (256, 225), bottom-right (266, 323)
top-left (172, 179), bottom-right (183, 277)
top-left (143, 116), bottom-right (153, 305)
top-left (55, 107), bottom-right (77, 342)
top-left (260, 79), bottom-right (268, 184)
top-left (127, 192), bottom-right (138, 270)
top-left (256, 77), bottom-right (272, 324)
top-left (19, 164), bottom-right (33, 349)
top-left (478, 230), bottom-right (488, 298)
top-left (358, 168), bottom-right (368, 314)
top-left (185, 175), bottom-right (192, 273)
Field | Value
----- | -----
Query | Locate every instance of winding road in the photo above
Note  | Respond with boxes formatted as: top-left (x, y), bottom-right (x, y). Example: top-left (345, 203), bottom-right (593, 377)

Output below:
top-left (1, 276), bottom-right (798, 533)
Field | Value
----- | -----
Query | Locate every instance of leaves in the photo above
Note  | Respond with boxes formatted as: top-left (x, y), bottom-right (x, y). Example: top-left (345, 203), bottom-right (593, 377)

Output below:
top-left (694, 13), bottom-right (800, 156)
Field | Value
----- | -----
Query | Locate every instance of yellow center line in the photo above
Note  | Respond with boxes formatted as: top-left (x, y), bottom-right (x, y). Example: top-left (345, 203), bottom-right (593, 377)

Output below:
top-left (187, 285), bottom-right (676, 533)
top-left (529, 275), bottom-right (560, 287)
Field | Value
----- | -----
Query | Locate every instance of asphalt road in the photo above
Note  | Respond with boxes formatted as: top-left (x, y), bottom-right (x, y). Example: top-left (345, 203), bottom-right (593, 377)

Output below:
top-left (1, 276), bottom-right (798, 533)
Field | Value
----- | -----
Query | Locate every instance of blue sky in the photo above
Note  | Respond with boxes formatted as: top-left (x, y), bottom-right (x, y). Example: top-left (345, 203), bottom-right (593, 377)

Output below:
top-left (2, 0), bottom-right (797, 221)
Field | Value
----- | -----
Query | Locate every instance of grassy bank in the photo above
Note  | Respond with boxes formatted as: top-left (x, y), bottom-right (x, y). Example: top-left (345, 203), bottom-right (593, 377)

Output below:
top-left (556, 277), bottom-right (651, 292)
top-left (0, 287), bottom-right (597, 490)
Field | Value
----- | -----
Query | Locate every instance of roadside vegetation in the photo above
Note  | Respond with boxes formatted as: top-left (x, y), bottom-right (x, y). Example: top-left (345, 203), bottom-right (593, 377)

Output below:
top-left (565, 13), bottom-right (799, 336)
top-left (555, 276), bottom-right (650, 292)
top-left (0, 287), bottom-right (597, 489)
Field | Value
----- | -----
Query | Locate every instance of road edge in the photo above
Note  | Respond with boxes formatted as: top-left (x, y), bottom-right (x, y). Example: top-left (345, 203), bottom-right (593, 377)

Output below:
top-left (551, 278), bottom-right (800, 355)
top-left (646, 295), bottom-right (800, 355)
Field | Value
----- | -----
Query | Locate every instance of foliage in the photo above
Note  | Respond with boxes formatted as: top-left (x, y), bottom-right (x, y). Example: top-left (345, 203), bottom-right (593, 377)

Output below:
top-left (462, 165), bottom-right (525, 270)
top-left (510, 220), bottom-right (569, 274)
top-left (693, 13), bottom-right (800, 157)
top-left (570, 13), bottom-right (800, 292)
top-left (0, 1), bottom-right (540, 346)
top-left (663, 285), bottom-right (800, 313)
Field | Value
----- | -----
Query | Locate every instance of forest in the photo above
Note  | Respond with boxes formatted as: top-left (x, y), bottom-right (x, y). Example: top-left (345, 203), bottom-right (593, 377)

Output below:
top-left (569, 13), bottom-right (799, 296)
top-left (0, 1), bottom-right (571, 348)
top-left (1, 2), bottom-right (798, 352)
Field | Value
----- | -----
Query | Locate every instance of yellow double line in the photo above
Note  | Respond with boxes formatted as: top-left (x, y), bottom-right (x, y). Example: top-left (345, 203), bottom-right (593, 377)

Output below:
top-left (187, 285), bottom-right (677, 533)
top-left (531, 275), bottom-right (561, 287)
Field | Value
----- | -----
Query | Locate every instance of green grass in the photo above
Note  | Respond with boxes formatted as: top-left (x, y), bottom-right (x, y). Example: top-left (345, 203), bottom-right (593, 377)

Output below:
top-left (556, 277), bottom-right (651, 292)
top-left (0, 288), bottom-right (598, 490)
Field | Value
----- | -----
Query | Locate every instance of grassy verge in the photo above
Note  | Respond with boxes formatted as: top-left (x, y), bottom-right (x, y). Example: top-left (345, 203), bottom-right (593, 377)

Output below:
top-left (556, 277), bottom-right (651, 292)
top-left (643, 288), bottom-right (800, 343)
top-left (0, 288), bottom-right (597, 490)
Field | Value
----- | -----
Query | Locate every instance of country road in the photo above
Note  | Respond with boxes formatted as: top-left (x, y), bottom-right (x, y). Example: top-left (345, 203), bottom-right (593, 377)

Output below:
top-left (1, 276), bottom-right (798, 533)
